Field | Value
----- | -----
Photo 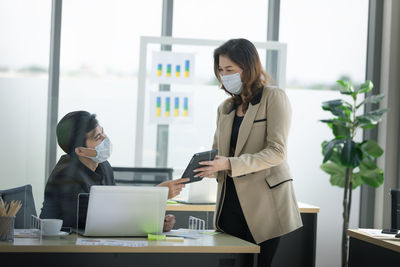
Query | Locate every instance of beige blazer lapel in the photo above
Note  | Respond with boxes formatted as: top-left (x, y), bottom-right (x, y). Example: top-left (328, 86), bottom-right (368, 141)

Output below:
top-left (234, 102), bottom-right (261, 157)
top-left (219, 108), bottom-right (235, 157)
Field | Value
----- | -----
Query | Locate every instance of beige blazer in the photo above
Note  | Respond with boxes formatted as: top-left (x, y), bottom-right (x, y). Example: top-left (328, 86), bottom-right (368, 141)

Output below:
top-left (212, 86), bottom-right (302, 244)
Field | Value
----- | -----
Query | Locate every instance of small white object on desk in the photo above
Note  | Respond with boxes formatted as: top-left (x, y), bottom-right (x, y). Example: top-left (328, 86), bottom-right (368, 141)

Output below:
top-left (42, 231), bottom-right (69, 238)
top-left (358, 228), bottom-right (397, 238)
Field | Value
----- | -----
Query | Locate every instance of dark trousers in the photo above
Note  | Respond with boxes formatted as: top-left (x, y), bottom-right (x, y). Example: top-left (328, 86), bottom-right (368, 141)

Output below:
top-left (219, 178), bottom-right (280, 267)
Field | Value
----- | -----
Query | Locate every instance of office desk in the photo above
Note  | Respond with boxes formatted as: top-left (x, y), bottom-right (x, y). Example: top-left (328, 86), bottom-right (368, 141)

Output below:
top-left (348, 229), bottom-right (400, 267)
top-left (0, 233), bottom-right (259, 267)
top-left (167, 202), bottom-right (319, 267)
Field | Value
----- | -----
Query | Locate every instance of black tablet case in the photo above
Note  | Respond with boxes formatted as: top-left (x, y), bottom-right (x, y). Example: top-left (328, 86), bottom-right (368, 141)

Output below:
top-left (181, 149), bottom-right (218, 184)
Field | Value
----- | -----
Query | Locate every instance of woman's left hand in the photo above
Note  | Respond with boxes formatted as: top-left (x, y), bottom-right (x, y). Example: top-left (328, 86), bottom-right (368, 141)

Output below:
top-left (194, 155), bottom-right (231, 178)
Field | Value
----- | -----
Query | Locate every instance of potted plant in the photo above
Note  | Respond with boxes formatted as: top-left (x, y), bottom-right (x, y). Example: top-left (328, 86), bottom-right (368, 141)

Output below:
top-left (320, 80), bottom-right (388, 267)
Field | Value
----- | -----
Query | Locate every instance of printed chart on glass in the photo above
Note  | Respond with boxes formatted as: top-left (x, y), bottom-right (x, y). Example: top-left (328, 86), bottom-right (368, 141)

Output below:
top-left (149, 91), bottom-right (193, 124)
top-left (150, 51), bottom-right (195, 84)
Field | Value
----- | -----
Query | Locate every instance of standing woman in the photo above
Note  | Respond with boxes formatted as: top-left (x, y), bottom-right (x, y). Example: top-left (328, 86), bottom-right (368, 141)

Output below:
top-left (195, 39), bottom-right (302, 267)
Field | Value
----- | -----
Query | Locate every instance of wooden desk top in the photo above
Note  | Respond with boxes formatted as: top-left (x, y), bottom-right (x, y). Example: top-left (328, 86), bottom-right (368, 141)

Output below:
top-left (0, 233), bottom-right (259, 254)
top-left (166, 201), bottom-right (320, 213)
top-left (347, 229), bottom-right (400, 253)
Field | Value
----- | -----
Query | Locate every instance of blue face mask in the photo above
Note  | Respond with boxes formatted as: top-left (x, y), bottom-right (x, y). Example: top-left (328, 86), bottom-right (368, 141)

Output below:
top-left (221, 72), bottom-right (243, 95)
top-left (85, 136), bottom-right (113, 163)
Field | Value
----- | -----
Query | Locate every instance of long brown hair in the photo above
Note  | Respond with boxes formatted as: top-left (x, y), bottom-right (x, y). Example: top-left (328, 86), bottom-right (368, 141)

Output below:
top-left (214, 38), bottom-right (271, 112)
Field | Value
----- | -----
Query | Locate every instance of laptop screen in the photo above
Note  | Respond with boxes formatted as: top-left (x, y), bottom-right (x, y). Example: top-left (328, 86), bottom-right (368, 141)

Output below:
top-left (81, 186), bottom-right (168, 237)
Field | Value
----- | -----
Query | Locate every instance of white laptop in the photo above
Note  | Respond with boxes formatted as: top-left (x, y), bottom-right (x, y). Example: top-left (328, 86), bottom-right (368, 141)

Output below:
top-left (79, 185), bottom-right (168, 236)
top-left (179, 178), bottom-right (217, 204)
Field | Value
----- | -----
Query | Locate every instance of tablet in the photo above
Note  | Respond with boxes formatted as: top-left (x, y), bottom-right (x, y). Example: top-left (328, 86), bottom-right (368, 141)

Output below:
top-left (181, 149), bottom-right (218, 184)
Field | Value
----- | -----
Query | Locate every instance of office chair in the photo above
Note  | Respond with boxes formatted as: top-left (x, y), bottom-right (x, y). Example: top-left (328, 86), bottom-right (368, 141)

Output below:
top-left (113, 167), bottom-right (173, 186)
top-left (0, 184), bottom-right (37, 228)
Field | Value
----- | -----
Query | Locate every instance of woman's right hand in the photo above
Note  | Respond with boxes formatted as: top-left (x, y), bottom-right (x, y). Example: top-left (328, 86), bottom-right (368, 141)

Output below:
top-left (194, 155), bottom-right (231, 178)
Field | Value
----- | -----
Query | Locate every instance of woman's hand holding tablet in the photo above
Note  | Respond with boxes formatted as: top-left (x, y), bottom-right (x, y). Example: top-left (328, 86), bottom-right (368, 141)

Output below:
top-left (194, 155), bottom-right (231, 178)
top-left (181, 149), bottom-right (218, 183)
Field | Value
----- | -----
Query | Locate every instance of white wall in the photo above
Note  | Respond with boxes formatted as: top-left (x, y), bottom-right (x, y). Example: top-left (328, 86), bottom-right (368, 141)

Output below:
top-left (0, 77), bottom-right (48, 215)
top-left (286, 88), bottom-right (360, 267)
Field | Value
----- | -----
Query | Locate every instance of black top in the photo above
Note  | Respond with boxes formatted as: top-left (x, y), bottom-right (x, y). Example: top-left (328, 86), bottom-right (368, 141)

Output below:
top-left (229, 114), bottom-right (244, 156)
top-left (40, 154), bottom-right (115, 228)
top-left (224, 113), bottom-right (244, 212)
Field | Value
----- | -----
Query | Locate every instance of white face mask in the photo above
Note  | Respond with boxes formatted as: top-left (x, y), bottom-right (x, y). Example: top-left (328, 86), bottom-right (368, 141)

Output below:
top-left (221, 72), bottom-right (243, 95)
top-left (85, 136), bottom-right (113, 163)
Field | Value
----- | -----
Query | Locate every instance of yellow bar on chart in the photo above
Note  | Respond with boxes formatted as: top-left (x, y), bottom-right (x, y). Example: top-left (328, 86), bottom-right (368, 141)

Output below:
top-left (156, 97), bottom-right (161, 117)
top-left (157, 64), bottom-right (162, 77)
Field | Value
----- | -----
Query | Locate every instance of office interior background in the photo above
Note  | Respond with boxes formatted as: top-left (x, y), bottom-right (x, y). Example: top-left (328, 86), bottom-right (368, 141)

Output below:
top-left (1, 0), bottom-right (399, 266)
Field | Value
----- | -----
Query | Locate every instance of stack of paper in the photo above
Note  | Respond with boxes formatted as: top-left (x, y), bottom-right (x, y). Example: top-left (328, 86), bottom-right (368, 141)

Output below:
top-left (76, 238), bottom-right (148, 247)
top-left (358, 228), bottom-right (397, 238)
top-left (164, 229), bottom-right (219, 239)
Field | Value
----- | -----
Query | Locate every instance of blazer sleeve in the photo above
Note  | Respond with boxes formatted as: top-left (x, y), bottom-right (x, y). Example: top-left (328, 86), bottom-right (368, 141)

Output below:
top-left (211, 105), bottom-right (221, 151)
top-left (228, 88), bottom-right (292, 177)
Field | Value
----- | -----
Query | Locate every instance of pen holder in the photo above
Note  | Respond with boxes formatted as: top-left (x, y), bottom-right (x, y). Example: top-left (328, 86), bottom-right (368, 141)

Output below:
top-left (0, 216), bottom-right (15, 242)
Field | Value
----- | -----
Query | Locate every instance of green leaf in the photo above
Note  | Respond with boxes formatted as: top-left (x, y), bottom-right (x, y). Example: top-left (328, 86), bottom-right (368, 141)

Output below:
top-left (320, 119), bottom-right (334, 130)
top-left (320, 162), bottom-right (346, 175)
top-left (357, 94), bottom-right (385, 109)
top-left (332, 120), bottom-right (351, 138)
top-left (339, 91), bottom-right (356, 96)
top-left (330, 148), bottom-right (342, 164)
top-left (351, 173), bottom-right (363, 189)
top-left (360, 140), bottom-right (384, 158)
top-left (321, 141), bottom-right (342, 164)
top-left (360, 123), bottom-right (378, 130)
top-left (330, 173), bottom-right (346, 188)
top-left (360, 158), bottom-right (378, 170)
top-left (320, 119), bottom-right (351, 137)
top-left (360, 168), bottom-right (384, 188)
top-left (323, 139), bottom-right (345, 163)
top-left (358, 80), bottom-right (373, 94)
top-left (340, 138), bottom-right (362, 167)
top-left (355, 108), bottom-right (389, 128)
top-left (337, 80), bottom-right (354, 92)
top-left (322, 99), bottom-right (352, 119)
top-left (320, 119), bottom-right (335, 124)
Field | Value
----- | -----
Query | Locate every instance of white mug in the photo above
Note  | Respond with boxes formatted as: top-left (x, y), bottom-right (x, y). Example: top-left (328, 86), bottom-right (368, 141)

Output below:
top-left (41, 219), bottom-right (63, 235)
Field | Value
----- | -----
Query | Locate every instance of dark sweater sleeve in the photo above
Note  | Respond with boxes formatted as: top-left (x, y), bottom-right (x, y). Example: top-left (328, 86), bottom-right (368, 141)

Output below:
top-left (40, 179), bottom-right (86, 228)
top-left (40, 182), bottom-right (62, 220)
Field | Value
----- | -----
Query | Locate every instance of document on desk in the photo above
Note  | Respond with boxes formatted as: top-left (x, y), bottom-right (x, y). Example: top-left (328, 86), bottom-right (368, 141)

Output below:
top-left (358, 228), bottom-right (396, 238)
top-left (14, 229), bottom-right (41, 238)
top-left (76, 238), bottom-right (148, 247)
top-left (164, 229), bottom-right (219, 239)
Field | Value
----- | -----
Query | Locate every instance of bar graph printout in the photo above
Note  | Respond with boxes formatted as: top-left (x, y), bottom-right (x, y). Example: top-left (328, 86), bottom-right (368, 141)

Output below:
top-left (149, 91), bottom-right (193, 124)
top-left (151, 51), bottom-right (195, 84)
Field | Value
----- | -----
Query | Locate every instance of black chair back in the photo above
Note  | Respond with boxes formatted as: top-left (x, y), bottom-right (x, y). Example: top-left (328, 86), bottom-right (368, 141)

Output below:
top-left (113, 167), bottom-right (173, 186)
top-left (0, 184), bottom-right (37, 228)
